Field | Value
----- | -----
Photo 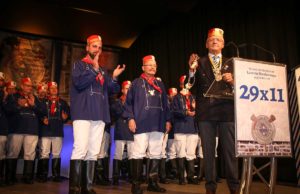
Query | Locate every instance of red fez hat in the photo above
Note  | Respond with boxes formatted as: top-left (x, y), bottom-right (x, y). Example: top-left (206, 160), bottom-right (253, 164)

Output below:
top-left (21, 77), bottom-right (32, 84)
top-left (168, 88), bottom-right (178, 96)
top-left (0, 72), bottom-right (5, 80)
top-left (48, 81), bottom-right (58, 88)
top-left (6, 81), bottom-right (17, 88)
top-left (87, 34), bottom-right (102, 45)
top-left (179, 75), bottom-right (186, 84)
top-left (142, 55), bottom-right (156, 65)
top-left (122, 80), bottom-right (131, 88)
top-left (207, 28), bottom-right (224, 39)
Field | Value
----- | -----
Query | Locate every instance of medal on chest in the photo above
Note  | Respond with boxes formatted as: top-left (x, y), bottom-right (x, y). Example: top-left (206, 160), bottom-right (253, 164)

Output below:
top-left (148, 89), bottom-right (155, 96)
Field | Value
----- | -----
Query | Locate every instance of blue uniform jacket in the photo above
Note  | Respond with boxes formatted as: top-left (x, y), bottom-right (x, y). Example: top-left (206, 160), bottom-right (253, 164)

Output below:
top-left (172, 94), bottom-right (198, 134)
top-left (110, 98), bottom-right (134, 141)
top-left (70, 60), bottom-right (120, 122)
top-left (123, 78), bottom-right (170, 134)
top-left (3, 93), bottom-right (46, 135)
top-left (40, 98), bottom-right (70, 137)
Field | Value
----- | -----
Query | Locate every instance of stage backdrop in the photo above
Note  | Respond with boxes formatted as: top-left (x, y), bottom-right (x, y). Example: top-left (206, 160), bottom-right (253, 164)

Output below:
top-left (0, 30), bottom-right (120, 102)
top-left (233, 58), bottom-right (292, 157)
top-left (59, 44), bottom-right (120, 103)
top-left (0, 32), bottom-right (53, 86)
top-left (0, 30), bottom-right (121, 178)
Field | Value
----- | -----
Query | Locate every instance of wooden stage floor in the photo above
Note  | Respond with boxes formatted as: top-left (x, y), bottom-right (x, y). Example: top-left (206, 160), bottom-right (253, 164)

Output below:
top-left (0, 179), bottom-right (299, 194)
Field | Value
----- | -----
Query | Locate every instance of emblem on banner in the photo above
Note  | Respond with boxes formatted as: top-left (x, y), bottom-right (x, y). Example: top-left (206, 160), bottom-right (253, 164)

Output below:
top-left (250, 114), bottom-right (276, 145)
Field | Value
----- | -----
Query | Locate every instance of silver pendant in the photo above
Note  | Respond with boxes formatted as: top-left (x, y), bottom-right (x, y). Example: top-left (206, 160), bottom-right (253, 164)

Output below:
top-left (148, 90), bottom-right (155, 96)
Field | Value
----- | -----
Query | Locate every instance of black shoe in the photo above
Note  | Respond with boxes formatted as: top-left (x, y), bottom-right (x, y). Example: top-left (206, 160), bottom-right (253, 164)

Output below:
top-left (197, 176), bottom-right (204, 182)
top-left (81, 161), bottom-right (96, 194)
top-left (102, 157), bottom-right (111, 185)
top-left (37, 159), bottom-right (49, 183)
top-left (159, 178), bottom-right (170, 184)
top-left (37, 175), bottom-right (48, 183)
top-left (22, 160), bottom-right (34, 184)
top-left (177, 158), bottom-right (186, 185)
top-left (95, 178), bottom-right (111, 186)
top-left (53, 176), bottom-right (62, 182)
top-left (69, 160), bottom-right (82, 194)
top-left (127, 159), bottom-right (133, 183)
top-left (158, 159), bottom-right (169, 184)
top-left (112, 159), bottom-right (121, 185)
top-left (112, 177), bottom-right (119, 185)
top-left (131, 183), bottom-right (143, 194)
top-left (196, 158), bottom-right (204, 182)
top-left (5, 159), bottom-right (18, 185)
top-left (167, 159), bottom-right (178, 180)
top-left (187, 177), bottom-right (200, 185)
top-left (94, 159), bottom-right (110, 186)
top-left (186, 159), bottom-right (199, 185)
top-left (131, 159), bottom-right (143, 194)
top-left (147, 180), bottom-right (166, 193)
top-left (0, 159), bottom-right (5, 186)
top-left (144, 158), bottom-right (150, 184)
top-left (52, 158), bottom-right (62, 182)
top-left (147, 159), bottom-right (166, 193)
top-left (179, 179), bottom-right (186, 185)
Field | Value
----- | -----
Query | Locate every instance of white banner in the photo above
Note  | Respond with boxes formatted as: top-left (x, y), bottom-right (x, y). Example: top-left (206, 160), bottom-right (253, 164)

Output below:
top-left (234, 58), bottom-right (291, 157)
top-left (295, 67), bottom-right (300, 119)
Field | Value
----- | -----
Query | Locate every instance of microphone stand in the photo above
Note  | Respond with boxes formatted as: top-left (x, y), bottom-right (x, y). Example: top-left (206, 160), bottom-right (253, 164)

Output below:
top-left (238, 43), bottom-right (276, 63)
top-left (251, 43), bottom-right (276, 63)
top-left (225, 41), bottom-right (240, 58)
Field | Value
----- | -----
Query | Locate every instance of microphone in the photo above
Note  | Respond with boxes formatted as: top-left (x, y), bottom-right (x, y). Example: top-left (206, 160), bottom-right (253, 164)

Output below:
top-left (238, 43), bottom-right (276, 63)
top-left (225, 41), bottom-right (240, 58)
top-left (238, 43), bottom-right (247, 48)
top-left (251, 43), bottom-right (276, 63)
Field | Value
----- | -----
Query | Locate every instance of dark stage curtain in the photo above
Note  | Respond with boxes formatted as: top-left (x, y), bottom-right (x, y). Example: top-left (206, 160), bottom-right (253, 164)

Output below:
top-left (120, 0), bottom-right (299, 89)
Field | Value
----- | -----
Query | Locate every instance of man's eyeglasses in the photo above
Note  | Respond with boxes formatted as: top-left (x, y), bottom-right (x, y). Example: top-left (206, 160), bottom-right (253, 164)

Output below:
top-left (143, 64), bottom-right (157, 68)
top-left (23, 84), bottom-right (33, 88)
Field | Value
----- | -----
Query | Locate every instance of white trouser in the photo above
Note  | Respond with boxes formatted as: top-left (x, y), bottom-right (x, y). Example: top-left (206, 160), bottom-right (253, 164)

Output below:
top-left (40, 137), bottom-right (63, 159)
top-left (114, 140), bottom-right (134, 160)
top-left (97, 131), bottom-right (110, 159)
top-left (132, 132), bottom-right (164, 159)
top-left (71, 120), bottom-right (105, 160)
top-left (174, 133), bottom-right (199, 160)
top-left (167, 139), bottom-right (176, 160)
top-left (7, 134), bottom-right (38, 160)
top-left (161, 133), bottom-right (168, 158)
top-left (197, 136), bottom-right (218, 158)
top-left (0, 136), bottom-right (7, 160)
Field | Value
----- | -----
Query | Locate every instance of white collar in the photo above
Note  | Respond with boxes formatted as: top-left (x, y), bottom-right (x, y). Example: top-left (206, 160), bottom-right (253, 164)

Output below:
top-left (208, 53), bottom-right (222, 58)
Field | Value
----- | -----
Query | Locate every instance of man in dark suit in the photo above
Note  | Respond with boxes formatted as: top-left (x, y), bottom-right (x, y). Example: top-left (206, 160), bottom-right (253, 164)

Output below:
top-left (188, 28), bottom-right (239, 194)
